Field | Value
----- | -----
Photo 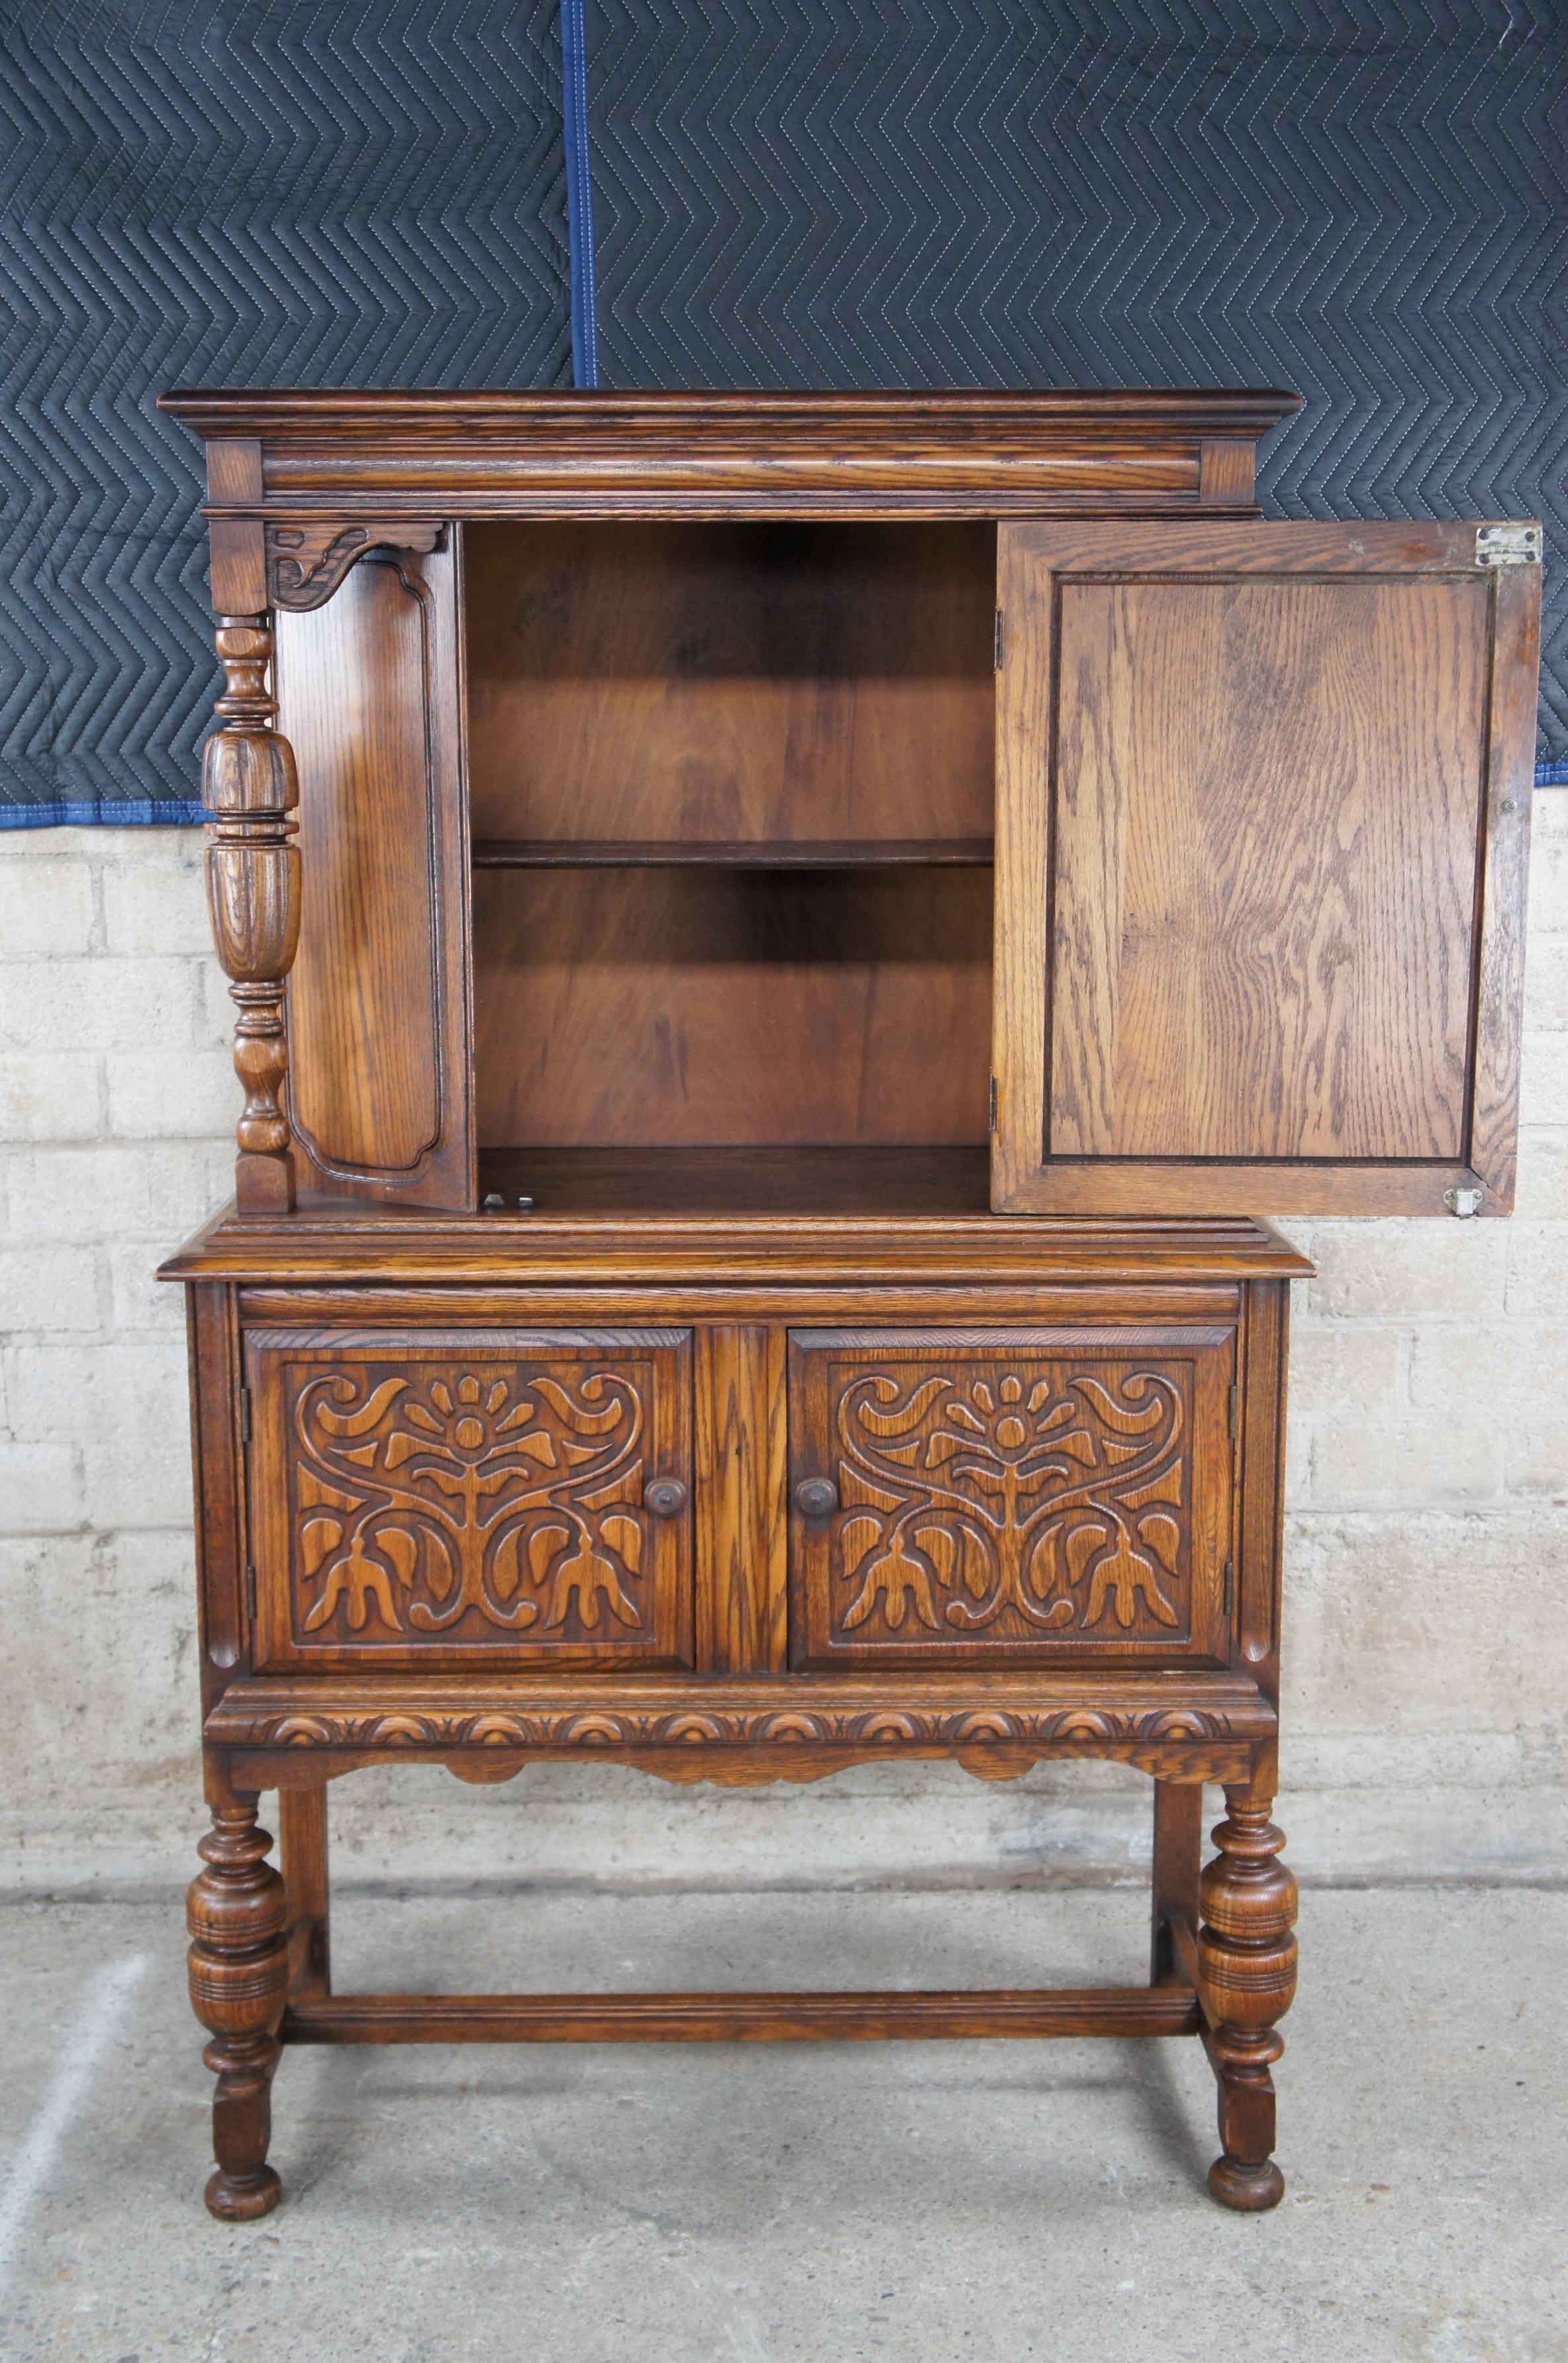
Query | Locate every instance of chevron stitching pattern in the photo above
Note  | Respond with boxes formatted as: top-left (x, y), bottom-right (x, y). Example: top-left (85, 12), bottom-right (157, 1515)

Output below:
top-left (583, 0), bottom-right (1567, 759)
top-left (0, 0), bottom-right (570, 821)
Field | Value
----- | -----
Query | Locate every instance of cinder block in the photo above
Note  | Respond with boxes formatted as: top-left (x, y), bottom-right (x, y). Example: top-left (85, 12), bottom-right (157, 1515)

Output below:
top-left (1283, 1509), bottom-right (1568, 1730)
top-left (0, 1052), bottom-right (103, 1142)
top-left (1520, 1032), bottom-right (1568, 1127)
top-left (78, 1426), bottom-right (195, 1531)
top-left (1505, 1223), bottom-right (1568, 1318)
top-left (3, 1146), bottom-right (155, 1243)
top-left (1514, 1129), bottom-right (1568, 1219)
top-left (105, 1046), bottom-right (236, 1138)
top-left (1524, 937), bottom-right (1568, 1033)
top-left (2, 1334), bottom-right (187, 1442)
top-left (1304, 1220), bottom-right (1509, 1321)
top-left (99, 845), bottom-right (209, 956)
top-left (0, 1531), bottom-right (199, 1784)
top-left (1308, 1413), bottom-right (1502, 1508)
top-left (0, 854), bottom-right (95, 957)
top-left (106, 1242), bottom-right (185, 1332)
top-left (1504, 1421), bottom-right (1568, 1498)
top-left (0, 1246), bottom-right (101, 1334)
top-left (1410, 1325), bottom-right (1568, 1411)
top-left (0, 1440), bottom-right (85, 1534)
top-left (1286, 1324), bottom-right (1406, 1416)
top-left (1526, 795), bottom-right (1568, 936)
top-left (0, 956), bottom-right (198, 1053)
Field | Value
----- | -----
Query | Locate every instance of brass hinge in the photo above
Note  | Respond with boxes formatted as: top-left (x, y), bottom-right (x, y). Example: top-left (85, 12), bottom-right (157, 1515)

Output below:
top-left (993, 608), bottom-right (1004, 669)
top-left (244, 1562), bottom-right (257, 1624)
top-left (988, 1075), bottom-right (999, 1132)
top-left (238, 1385), bottom-right (252, 1444)
top-left (1475, 523), bottom-right (1542, 568)
top-left (1223, 1559), bottom-right (1234, 1619)
top-left (1227, 1382), bottom-right (1239, 1438)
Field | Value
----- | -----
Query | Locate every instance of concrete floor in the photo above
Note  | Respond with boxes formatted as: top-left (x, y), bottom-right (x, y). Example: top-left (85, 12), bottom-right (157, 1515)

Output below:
top-left (0, 1885), bottom-right (1562, 2363)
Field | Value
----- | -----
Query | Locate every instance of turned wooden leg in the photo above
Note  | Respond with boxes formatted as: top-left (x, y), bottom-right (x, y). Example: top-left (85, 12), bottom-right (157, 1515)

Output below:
top-left (1195, 1784), bottom-right (1298, 2212)
top-left (187, 1789), bottom-right (289, 2220)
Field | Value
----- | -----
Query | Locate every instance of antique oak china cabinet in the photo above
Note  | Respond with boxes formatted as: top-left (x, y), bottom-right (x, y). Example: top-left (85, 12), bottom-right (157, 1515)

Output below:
top-left (156, 387), bottom-right (1540, 2219)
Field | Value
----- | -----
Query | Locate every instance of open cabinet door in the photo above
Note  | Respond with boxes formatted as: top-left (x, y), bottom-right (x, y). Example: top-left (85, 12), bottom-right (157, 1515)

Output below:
top-left (274, 536), bottom-right (473, 1207)
top-left (991, 521), bottom-right (1539, 1217)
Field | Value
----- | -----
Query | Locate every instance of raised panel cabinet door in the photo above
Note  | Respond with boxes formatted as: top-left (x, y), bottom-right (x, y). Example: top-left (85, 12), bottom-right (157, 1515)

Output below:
top-left (993, 521), bottom-right (1540, 1216)
top-left (245, 1328), bottom-right (694, 1669)
top-left (787, 1328), bottom-right (1235, 1670)
top-left (273, 538), bottom-right (473, 1207)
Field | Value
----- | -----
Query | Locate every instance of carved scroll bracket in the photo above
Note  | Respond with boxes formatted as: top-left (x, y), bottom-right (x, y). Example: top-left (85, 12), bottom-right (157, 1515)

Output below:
top-left (203, 617), bottom-right (300, 1213)
top-left (268, 520), bottom-right (444, 611)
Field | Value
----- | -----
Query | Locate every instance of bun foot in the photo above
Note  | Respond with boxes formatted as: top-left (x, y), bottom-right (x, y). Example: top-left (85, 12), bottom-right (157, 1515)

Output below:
top-left (1208, 2152), bottom-right (1285, 2211)
top-left (205, 2162), bottom-right (283, 2221)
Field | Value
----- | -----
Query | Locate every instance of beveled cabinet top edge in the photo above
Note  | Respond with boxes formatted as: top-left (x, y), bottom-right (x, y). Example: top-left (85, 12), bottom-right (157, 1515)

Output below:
top-left (158, 1205), bottom-right (1314, 1285)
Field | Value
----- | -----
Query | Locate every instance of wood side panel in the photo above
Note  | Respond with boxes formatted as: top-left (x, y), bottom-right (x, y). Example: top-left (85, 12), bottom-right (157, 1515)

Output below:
top-left (991, 521), bottom-right (1539, 1217)
top-left (466, 521), bottom-right (995, 846)
top-left (473, 867), bottom-right (993, 1148)
top-left (695, 1326), bottom-right (787, 1674)
top-left (1048, 573), bottom-right (1487, 1160)
top-left (275, 542), bottom-right (472, 1205)
top-left (1469, 562), bottom-right (1540, 1207)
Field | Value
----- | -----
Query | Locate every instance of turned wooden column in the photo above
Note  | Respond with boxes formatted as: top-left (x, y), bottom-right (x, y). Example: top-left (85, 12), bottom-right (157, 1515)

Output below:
top-left (1195, 1785), bottom-right (1298, 2211)
top-left (187, 1791), bottom-right (290, 2219)
top-left (203, 615), bottom-right (301, 1214)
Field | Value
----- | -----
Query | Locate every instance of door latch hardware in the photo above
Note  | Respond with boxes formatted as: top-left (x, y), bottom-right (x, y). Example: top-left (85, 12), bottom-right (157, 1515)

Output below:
top-left (1443, 1184), bottom-right (1485, 1217)
top-left (1475, 524), bottom-right (1542, 568)
top-left (795, 1476), bottom-right (840, 1518)
top-left (644, 1478), bottom-right (689, 1519)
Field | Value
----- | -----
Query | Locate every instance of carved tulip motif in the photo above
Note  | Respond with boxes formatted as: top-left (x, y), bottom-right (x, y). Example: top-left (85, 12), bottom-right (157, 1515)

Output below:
top-left (289, 1362), bottom-right (652, 1642)
top-left (830, 1360), bottom-right (1191, 1642)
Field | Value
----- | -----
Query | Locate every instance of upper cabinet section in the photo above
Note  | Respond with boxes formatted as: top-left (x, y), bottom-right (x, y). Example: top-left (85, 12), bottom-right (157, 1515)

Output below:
top-left (158, 388), bottom-right (1301, 532)
top-left (993, 522), bottom-right (1540, 1217)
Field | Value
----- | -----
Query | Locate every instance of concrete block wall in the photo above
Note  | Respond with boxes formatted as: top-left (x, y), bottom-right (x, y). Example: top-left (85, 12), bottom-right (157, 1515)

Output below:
top-left (2, 817), bottom-right (1565, 1895)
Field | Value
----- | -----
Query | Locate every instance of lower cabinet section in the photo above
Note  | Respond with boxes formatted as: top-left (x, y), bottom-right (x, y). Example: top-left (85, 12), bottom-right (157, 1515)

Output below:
top-left (238, 1308), bottom-right (1239, 1680)
top-left (245, 1327), bottom-right (695, 1669)
top-left (787, 1327), bottom-right (1236, 1669)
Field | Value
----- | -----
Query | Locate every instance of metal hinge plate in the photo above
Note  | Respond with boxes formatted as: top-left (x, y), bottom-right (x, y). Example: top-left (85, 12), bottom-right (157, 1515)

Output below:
top-left (993, 609), bottom-right (1004, 669)
top-left (988, 1076), bottom-right (999, 1132)
top-left (1223, 1559), bottom-right (1234, 1619)
top-left (244, 1562), bottom-right (257, 1623)
top-left (238, 1384), bottom-right (252, 1444)
top-left (1227, 1382), bottom-right (1239, 1438)
top-left (1475, 524), bottom-right (1542, 568)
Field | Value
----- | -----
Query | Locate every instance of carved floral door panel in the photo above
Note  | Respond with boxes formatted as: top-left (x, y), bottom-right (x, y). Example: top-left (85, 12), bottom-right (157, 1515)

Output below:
top-left (246, 1328), bottom-right (694, 1669)
top-left (787, 1328), bottom-right (1235, 1668)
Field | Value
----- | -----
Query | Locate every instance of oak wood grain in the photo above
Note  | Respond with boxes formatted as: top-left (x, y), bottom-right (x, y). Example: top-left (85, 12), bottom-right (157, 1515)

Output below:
top-left (281, 1985), bottom-right (1199, 2044)
top-left (275, 543), bottom-right (472, 1205)
top-left (472, 866), bottom-right (993, 1148)
top-left (466, 520), bottom-right (995, 849)
top-left (696, 1326), bottom-right (787, 1676)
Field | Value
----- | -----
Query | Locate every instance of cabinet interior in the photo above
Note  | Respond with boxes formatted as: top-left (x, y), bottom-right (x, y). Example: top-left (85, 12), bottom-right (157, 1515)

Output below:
top-left (466, 520), bottom-right (997, 1212)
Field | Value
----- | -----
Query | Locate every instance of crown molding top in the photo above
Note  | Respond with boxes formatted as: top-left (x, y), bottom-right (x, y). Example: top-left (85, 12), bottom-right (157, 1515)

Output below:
top-left (158, 386), bottom-right (1302, 519)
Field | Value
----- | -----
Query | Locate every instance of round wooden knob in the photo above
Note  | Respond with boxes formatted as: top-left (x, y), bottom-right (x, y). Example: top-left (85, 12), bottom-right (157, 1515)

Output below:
top-left (794, 1477), bottom-right (839, 1518)
top-left (644, 1478), bottom-right (688, 1519)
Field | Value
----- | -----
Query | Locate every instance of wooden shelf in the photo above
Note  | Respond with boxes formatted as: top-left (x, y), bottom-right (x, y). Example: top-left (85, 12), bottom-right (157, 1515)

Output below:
top-left (475, 1144), bottom-right (993, 1219)
top-left (471, 837), bottom-right (994, 870)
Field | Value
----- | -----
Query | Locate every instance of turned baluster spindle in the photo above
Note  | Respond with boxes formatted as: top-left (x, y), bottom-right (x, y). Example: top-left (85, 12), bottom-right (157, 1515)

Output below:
top-left (1196, 1787), bottom-right (1298, 2211)
top-left (203, 615), bottom-right (301, 1215)
top-left (187, 1794), bottom-right (290, 2219)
